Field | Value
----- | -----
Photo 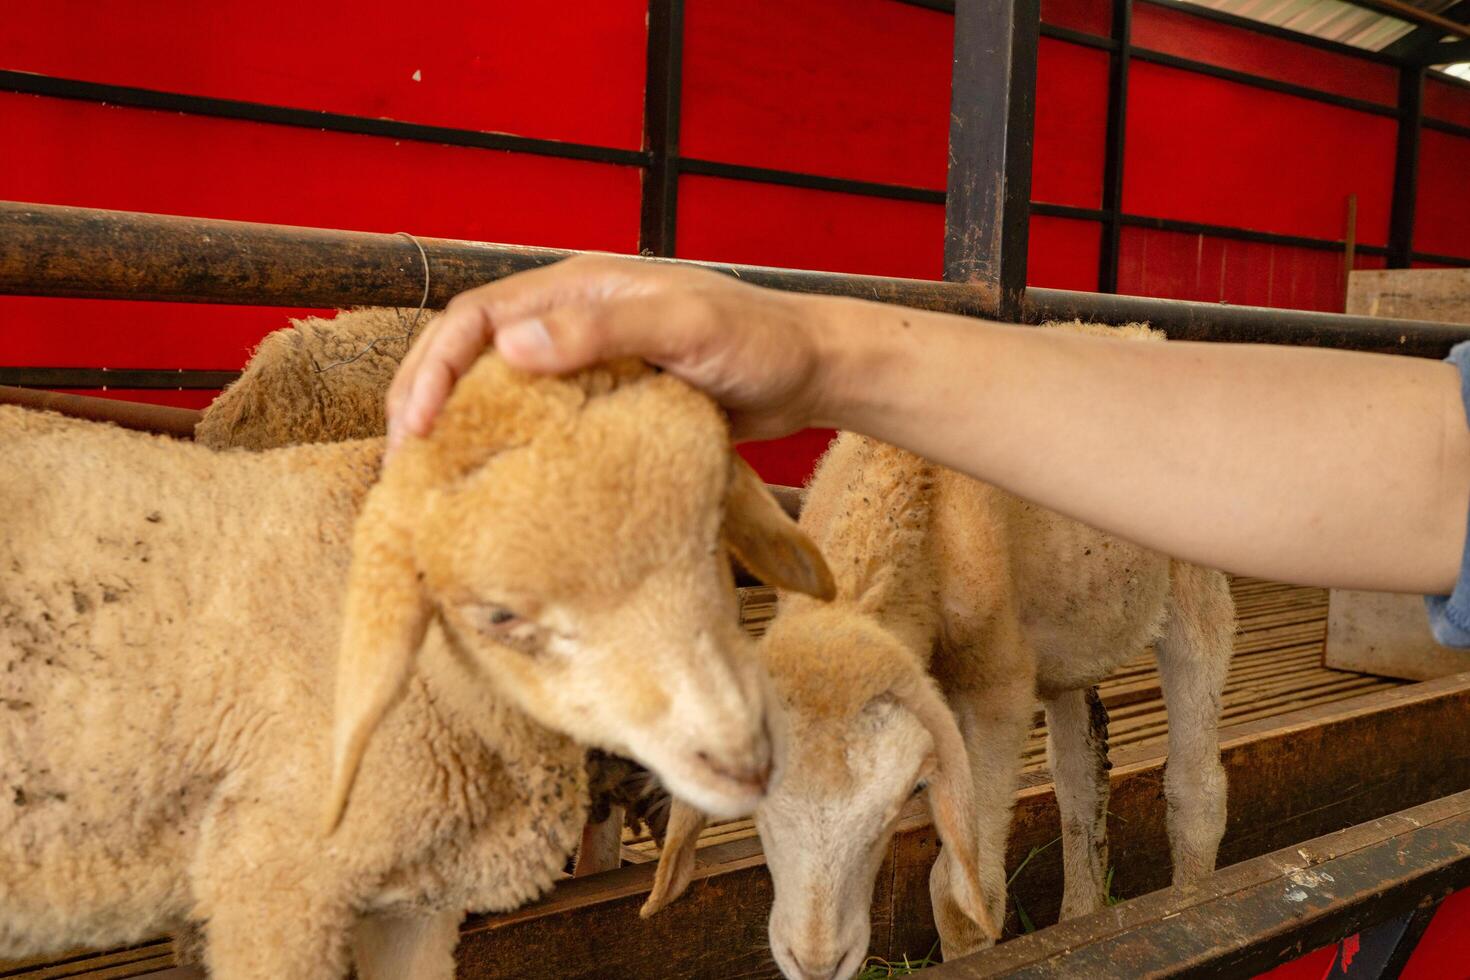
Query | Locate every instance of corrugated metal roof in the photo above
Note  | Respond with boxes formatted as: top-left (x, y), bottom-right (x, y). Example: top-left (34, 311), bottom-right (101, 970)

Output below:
top-left (1178, 0), bottom-right (1468, 70)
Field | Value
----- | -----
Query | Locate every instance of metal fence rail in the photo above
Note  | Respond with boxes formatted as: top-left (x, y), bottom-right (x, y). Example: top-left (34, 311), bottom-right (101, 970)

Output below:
top-left (5, 202), bottom-right (1470, 362)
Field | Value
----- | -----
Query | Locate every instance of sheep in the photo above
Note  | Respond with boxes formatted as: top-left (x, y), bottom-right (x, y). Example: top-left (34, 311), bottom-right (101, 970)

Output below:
top-left (194, 307), bottom-right (419, 449)
top-left (643, 324), bottom-right (1235, 980)
top-left (195, 307), bottom-right (683, 868)
top-left (0, 353), bottom-right (835, 980)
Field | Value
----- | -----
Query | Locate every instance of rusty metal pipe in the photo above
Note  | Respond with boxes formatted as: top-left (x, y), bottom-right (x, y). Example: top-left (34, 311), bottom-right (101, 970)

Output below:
top-left (4, 201), bottom-right (1470, 357)
top-left (0, 385), bottom-right (200, 438)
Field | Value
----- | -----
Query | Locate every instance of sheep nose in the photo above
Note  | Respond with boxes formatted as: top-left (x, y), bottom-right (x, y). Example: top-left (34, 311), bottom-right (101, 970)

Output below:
top-left (696, 750), bottom-right (770, 793)
top-left (785, 948), bottom-right (841, 980)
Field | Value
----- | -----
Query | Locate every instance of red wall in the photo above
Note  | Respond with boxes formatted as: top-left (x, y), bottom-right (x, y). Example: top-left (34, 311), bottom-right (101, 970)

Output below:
top-left (3, 0), bottom-right (1470, 484)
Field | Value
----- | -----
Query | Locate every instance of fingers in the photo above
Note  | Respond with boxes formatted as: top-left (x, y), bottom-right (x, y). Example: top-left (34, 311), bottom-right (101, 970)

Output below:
top-left (386, 256), bottom-right (662, 454)
top-left (493, 293), bottom-right (711, 377)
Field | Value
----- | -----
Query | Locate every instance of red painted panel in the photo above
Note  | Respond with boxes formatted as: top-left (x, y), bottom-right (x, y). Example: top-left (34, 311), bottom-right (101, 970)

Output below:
top-left (1124, 61), bottom-right (1396, 245)
top-left (1041, 0), bottom-right (1112, 37)
top-left (1118, 228), bottom-right (1351, 313)
top-left (0, 93), bottom-right (639, 370)
top-left (738, 429), bottom-right (836, 488)
top-left (675, 175), bottom-right (944, 280)
top-left (1415, 129), bottom-right (1470, 260)
top-left (0, 0), bottom-right (648, 149)
top-left (1029, 216), bottom-right (1102, 290)
top-left (0, 298), bottom-right (321, 369)
top-left (1402, 886), bottom-right (1470, 979)
top-left (680, 0), bottom-right (951, 189)
top-left (1133, 4), bottom-right (1396, 106)
top-left (1033, 39), bottom-right (1109, 209)
top-left (55, 388), bottom-right (221, 410)
top-left (1252, 943), bottom-right (1335, 980)
top-left (0, 94), bottom-right (641, 250)
top-left (1425, 77), bottom-right (1470, 129)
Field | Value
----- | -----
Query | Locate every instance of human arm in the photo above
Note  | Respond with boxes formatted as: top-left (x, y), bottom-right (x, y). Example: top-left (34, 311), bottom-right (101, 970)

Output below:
top-left (386, 256), bottom-right (1470, 595)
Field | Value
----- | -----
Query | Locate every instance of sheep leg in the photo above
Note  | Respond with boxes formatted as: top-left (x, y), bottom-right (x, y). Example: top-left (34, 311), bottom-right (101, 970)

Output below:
top-left (1156, 563), bottom-right (1234, 884)
top-left (931, 675), bottom-right (1034, 953)
top-left (202, 892), bottom-right (354, 980)
top-left (1045, 686), bottom-right (1111, 919)
top-left (353, 909), bottom-right (463, 980)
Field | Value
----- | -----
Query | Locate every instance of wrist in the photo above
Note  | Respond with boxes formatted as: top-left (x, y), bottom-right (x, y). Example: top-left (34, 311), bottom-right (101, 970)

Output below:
top-left (799, 296), bottom-right (897, 432)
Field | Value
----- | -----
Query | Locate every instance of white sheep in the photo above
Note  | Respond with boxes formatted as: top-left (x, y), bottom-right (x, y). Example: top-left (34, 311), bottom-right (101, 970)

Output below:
top-left (644, 325), bottom-right (1235, 980)
top-left (0, 354), bottom-right (834, 979)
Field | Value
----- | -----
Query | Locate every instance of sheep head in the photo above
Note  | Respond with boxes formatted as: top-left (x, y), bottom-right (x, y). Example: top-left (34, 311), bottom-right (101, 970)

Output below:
top-left (644, 605), bottom-right (996, 980)
top-left (323, 356), bottom-right (834, 833)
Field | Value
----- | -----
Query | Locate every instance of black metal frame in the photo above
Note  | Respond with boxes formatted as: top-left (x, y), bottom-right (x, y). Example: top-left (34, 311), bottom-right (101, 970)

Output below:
top-left (4, 0), bottom-right (1470, 390)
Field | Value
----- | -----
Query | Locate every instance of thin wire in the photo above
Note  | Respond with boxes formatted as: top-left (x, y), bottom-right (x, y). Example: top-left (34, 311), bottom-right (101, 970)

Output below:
top-left (313, 231), bottom-right (432, 374)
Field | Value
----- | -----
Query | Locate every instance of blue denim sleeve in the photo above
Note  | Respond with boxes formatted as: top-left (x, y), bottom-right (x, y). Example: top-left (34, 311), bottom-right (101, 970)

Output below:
top-left (1425, 341), bottom-right (1470, 648)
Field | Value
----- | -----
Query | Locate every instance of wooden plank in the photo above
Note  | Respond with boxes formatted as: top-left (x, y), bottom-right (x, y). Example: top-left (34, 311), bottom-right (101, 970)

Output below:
top-left (1325, 589), bottom-right (1470, 681)
top-left (447, 674), bottom-right (1470, 978)
top-left (1347, 268), bottom-right (1470, 326)
top-left (927, 789), bottom-right (1470, 978)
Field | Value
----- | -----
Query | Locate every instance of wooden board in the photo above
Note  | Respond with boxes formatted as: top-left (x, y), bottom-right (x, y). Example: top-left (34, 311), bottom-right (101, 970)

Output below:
top-left (928, 788), bottom-right (1470, 978)
top-left (452, 673), bottom-right (1470, 979)
top-left (1325, 589), bottom-right (1470, 681)
top-left (1327, 269), bottom-right (1470, 680)
top-left (1346, 268), bottom-right (1470, 326)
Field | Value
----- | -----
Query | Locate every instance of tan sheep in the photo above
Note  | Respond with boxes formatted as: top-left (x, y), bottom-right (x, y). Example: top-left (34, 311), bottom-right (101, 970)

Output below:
top-left (0, 354), bottom-right (833, 980)
top-left (195, 307), bottom-right (419, 449)
top-left (644, 324), bottom-right (1235, 980)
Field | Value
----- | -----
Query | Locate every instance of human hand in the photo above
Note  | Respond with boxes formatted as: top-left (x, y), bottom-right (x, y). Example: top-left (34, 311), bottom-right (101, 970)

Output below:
top-left (385, 255), bottom-right (834, 453)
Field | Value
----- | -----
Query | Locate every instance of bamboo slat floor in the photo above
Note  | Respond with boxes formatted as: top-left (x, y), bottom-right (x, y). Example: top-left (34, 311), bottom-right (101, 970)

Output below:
top-left (0, 578), bottom-right (1398, 978)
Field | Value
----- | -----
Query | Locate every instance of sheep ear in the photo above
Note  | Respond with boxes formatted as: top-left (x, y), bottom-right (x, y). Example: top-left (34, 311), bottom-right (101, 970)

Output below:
top-left (322, 502), bottom-right (431, 835)
top-left (640, 801), bottom-right (708, 917)
top-left (723, 455), bottom-right (835, 600)
top-left (892, 675), bottom-right (999, 945)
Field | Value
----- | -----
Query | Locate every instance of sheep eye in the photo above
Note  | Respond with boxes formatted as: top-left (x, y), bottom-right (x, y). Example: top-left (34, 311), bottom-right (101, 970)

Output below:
top-left (910, 781), bottom-right (927, 799)
top-left (488, 607), bottom-right (518, 626)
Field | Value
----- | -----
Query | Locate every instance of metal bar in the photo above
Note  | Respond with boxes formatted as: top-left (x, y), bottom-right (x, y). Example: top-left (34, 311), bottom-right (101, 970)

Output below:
top-left (0, 367), bottom-right (238, 389)
top-left (892, 0), bottom-right (955, 11)
top-left (0, 71), bottom-right (648, 169)
top-left (1419, 38), bottom-right (1470, 65)
top-left (1345, 0), bottom-right (1470, 42)
top-left (637, 0), bottom-right (683, 256)
top-left (1136, 0), bottom-right (1406, 66)
top-left (927, 788), bottom-right (1470, 977)
top-left (1038, 22), bottom-right (1117, 51)
top-left (1412, 249), bottom-right (1470, 267)
top-left (0, 201), bottom-right (991, 314)
top-left (1130, 47), bottom-right (1400, 117)
top-left (944, 0), bottom-right (1039, 320)
top-left (677, 158), bottom-right (945, 204)
top-left (1390, 0), bottom-right (1470, 59)
top-left (0, 385), bottom-right (202, 437)
top-left (1389, 66), bottom-right (1425, 268)
top-left (1099, 0), bottom-right (1133, 294)
top-left (1120, 212), bottom-right (1391, 255)
top-left (1423, 115), bottom-right (1470, 138)
top-left (1024, 287), bottom-right (1470, 355)
top-left (6, 202), bottom-right (1470, 353)
top-left (905, 0), bottom-right (1410, 66)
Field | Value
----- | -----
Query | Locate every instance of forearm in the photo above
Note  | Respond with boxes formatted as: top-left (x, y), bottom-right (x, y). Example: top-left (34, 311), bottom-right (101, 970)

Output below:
top-left (809, 298), bottom-right (1470, 594)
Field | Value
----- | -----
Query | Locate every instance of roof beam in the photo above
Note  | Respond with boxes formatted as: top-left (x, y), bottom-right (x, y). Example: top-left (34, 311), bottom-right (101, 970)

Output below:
top-left (1383, 0), bottom-right (1470, 58)
top-left (1345, 0), bottom-right (1470, 42)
